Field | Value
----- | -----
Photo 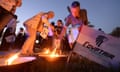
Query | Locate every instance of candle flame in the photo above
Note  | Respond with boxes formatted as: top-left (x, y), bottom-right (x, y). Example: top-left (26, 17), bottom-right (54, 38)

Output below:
top-left (6, 53), bottom-right (19, 65)
top-left (50, 52), bottom-right (59, 58)
top-left (44, 48), bottom-right (59, 58)
top-left (50, 48), bottom-right (55, 57)
top-left (44, 49), bottom-right (50, 54)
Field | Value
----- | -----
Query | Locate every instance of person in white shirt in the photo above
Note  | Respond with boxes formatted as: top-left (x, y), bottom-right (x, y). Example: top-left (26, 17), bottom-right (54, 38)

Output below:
top-left (60, 1), bottom-right (88, 49)
top-left (21, 11), bottom-right (54, 55)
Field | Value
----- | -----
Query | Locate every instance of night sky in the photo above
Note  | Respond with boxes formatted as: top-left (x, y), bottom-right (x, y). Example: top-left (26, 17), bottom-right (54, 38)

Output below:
top-left (15, 0), bottom-right (120, 33)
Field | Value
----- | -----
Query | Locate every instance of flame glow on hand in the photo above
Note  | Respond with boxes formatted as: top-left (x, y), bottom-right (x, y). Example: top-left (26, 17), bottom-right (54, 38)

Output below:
top-left (6, 53), bottom-right (20, 65)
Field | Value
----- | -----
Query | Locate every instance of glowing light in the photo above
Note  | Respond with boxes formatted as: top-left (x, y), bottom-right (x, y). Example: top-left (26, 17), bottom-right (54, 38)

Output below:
top-left (41, 48), bottom-right (60, 58)
top-left (49, 48), bottom-right (59, 58)
top-left (35, 40), bottom-right (39, 44)
top-left (6, 53), bottom-right (19, 65)
top-left (50, 53), bottom-right (59, 58)
top-left (44, 49), bottom-right (50, 54)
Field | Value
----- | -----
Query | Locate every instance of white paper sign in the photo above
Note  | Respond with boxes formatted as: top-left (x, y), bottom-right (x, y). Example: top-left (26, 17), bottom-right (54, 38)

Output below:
top-left (73, 25), bottom-right (120, 68)
top-left (40, 26), bottom-right (49, 39)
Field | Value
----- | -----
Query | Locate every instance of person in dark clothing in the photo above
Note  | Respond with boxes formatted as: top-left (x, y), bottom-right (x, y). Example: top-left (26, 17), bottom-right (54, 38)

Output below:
top-left (54, 20), bottom-right (63, 37)
top-left (0, 15), bottom-right (18, 51)
top-left (53, 19), bottom-right (71, 54)
top-left (13, 27), bottom-right (28, 49)
top-left (0, 27), bottom-right (15, 51)
top-left (0, 7), bottom-right (14, 37)
top-left (0, 0), bottom-right (22, 36)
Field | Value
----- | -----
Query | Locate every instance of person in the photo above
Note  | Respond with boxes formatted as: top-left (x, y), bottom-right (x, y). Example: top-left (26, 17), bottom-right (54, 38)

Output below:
top-left (14, 27), bottom-right (27, 49)
top-left (61, 1), bottom-right (88, 49)
top-left (98, 28), bottom-right (104, 33)
top-left (0, 0), bottom-right (22, 37)
top-left (54, 19), bottom-right (71, 54)
top-left (7, 15), bottom-right (18, 33)
top-left (36, 22), bottom-right (55, 51)
top-left (0, 15), bottom-right (18, 51)
top-left (21, 11), bottom-right (55, 55)
top-left (52, 19), bottom-right (64, 54)
top-left (48, 22), bottom-right (55, 37)
top-left (54, 20), bottom-right (64, 36)
top-left (0, 27), bottom-right (16, 51)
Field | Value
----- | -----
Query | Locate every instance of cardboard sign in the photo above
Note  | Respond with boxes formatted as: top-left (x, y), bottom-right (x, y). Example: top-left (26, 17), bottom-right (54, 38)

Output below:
top-left (73, 25), bottom-right (120, 68)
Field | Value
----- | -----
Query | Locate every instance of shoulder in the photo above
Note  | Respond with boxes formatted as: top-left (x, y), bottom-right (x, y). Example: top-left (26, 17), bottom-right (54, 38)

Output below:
top-left (66, 14), bottom-right (73, 19)
top-left (30, 12), bottom-right (45, 20)
top-left (35, 12), bottom-right (45, 17)
top-left (65, 14), bottom-right (73, 23)
top-left (65, 14), bottom-right (74, 21)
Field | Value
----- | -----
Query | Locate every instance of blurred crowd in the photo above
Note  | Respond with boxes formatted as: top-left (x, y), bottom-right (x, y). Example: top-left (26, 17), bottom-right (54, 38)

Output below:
top-left (34, 20), bottom-right (71, 54)
top-left (0, 0), bottom-right (89, 55)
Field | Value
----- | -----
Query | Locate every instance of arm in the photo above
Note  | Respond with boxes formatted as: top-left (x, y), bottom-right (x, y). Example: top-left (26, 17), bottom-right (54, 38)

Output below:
top-left (59, 26), bottom-right (67, 39)
top-left (59, 16), bottom-right (71, 39)
top-left (39, 15), bottom-right (52, 39)
top-left (42, 15), bottom-right (51, 27)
